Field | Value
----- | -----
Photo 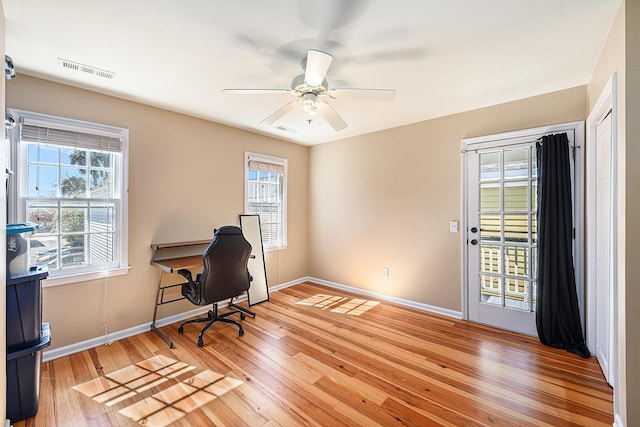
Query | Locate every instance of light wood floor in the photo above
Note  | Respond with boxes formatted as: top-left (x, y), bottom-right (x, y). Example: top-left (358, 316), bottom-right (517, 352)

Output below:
top-left (15, 282), bottom-right (613, 426)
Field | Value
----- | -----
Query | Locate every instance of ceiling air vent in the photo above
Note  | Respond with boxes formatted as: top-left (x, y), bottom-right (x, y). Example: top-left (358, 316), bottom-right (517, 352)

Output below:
top-left (275, 125), bottom-right (297, 134)
top-left (58, 58), bottom-right (115, 79)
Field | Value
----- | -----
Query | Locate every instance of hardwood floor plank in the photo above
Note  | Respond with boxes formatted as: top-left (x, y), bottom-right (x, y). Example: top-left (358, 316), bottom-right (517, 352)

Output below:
top-left (261, 304), bottom-right (529, 424)
top-left (230, 330), bottom-right (323, 384)
top-left (197, 328), bottom-right (351, 426)
top-left (333, 401), bottom-right (387, 427)
top-left (293, 351), bottom-right (389, 406)
top-left (51, 357), bottom-right (92, 427)
top-left (214, 336), bottom-right (356, 426)
top-left (13, 282), bottom-right (613, 426)
top-left (32, 362), bottom-right (54, 427)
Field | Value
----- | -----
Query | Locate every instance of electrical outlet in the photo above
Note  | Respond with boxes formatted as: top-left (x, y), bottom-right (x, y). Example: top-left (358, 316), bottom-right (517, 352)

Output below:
top-left (450, 220), bottom-right (459, 232)
top-left (382, 267), bottom-right (389, 278)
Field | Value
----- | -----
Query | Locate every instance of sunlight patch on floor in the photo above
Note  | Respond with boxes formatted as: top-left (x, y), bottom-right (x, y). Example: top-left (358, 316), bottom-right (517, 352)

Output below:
top-left (330, 298), bottom-right (380, 315)
top-left (296, 294), bottom-right (380, 316)
top-left (296, 294), bottom-right (347, 309)
top-left (73, 354), bottom-right (243, 427)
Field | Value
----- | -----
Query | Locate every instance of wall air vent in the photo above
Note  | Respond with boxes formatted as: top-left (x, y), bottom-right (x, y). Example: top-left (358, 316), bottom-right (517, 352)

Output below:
top-left (58, 58), bottom-right (115, 79)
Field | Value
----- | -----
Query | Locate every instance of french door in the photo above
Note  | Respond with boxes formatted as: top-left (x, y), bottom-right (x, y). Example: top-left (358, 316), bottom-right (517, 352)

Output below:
top-left (463, 126), bottom-right (580, 336)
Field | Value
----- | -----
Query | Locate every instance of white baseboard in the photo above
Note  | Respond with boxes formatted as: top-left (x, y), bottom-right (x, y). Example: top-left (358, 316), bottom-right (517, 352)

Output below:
top-left (305, 276), bottom-right (463, 319)
top-left (267, 276), bottom-right (307, 293)
top-left (43, 276), bottom-right (459, 361)
top-left (43, 303), bottom-right (212, 362)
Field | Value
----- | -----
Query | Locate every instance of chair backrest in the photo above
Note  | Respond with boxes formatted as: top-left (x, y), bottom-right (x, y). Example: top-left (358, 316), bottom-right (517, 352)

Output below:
top-left (198, 226), bottom-right (252, 304)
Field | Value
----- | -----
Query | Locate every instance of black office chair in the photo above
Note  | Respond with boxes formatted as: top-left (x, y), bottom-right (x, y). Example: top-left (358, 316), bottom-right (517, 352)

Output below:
top-left (177, 226), bottom-right (254, 347)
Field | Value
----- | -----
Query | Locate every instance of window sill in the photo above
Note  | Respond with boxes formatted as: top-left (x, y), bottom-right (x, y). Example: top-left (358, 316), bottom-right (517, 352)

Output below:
top-left (42, 266), bottom-right (131, 288)
top-left (264, 244), bottom-right (288, 253)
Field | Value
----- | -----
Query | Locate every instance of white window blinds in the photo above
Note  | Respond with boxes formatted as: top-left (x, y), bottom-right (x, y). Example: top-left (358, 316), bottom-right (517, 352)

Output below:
top-left (248, 158), bottom-right (285, 175)
top-left (21, 122), bottom-right (124, 153)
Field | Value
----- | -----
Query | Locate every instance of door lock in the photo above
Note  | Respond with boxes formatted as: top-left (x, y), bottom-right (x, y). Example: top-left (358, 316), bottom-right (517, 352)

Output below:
top-left (470, 226), bottom-right (478, 233)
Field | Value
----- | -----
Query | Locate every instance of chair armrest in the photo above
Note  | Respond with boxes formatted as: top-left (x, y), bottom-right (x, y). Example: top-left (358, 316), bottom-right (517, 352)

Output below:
top-left (177, 268), bottom-right (193, 282)
top-left (178, 268), bottom-right (198, 299)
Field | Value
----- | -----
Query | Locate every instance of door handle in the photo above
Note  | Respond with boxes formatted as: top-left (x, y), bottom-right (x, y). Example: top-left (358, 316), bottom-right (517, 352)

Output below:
top-left (470, 239), bottom-right (478, 245)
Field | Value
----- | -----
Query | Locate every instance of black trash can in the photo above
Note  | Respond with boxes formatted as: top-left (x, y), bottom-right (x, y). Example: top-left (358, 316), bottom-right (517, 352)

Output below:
top-left (5, 222), bottom-right (50, 424)
top-left (6, 265), bottom-right (48, 353)
top-left (6, 323), bottom-right (51, 424)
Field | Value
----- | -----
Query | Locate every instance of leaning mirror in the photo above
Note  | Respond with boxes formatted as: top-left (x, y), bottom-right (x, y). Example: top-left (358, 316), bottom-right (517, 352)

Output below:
top-left (239, 214), bottom-right (269, 305)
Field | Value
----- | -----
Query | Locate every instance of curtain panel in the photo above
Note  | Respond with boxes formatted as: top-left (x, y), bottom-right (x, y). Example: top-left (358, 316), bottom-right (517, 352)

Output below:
top-left (536, 133), bottom-right (589, 358)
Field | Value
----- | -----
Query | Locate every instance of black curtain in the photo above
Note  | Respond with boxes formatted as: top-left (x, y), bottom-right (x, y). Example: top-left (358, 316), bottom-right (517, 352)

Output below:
top-left (536, 133), bottom-right (590, 358)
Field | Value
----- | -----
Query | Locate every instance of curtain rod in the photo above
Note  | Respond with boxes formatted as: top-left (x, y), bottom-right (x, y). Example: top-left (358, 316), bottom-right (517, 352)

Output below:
top-left (461, 144), bottom-right (581, 154)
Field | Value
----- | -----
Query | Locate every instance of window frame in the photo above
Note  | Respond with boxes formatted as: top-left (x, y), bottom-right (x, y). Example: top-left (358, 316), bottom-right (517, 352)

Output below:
top-left (244, 152), bottom-right (288, 251)
top-left (7, 109), bottom-right (129, 287)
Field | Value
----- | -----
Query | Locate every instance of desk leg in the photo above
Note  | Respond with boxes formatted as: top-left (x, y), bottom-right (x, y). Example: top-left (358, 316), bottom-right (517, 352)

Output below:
top-left (151, 271), bottom-right (174, 348)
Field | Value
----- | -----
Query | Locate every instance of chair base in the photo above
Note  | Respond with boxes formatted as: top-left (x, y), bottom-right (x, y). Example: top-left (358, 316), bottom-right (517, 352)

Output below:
top-left (178, 302), bottom-right (245, 347)
top-left (229, 297), bottom-right (257, 319)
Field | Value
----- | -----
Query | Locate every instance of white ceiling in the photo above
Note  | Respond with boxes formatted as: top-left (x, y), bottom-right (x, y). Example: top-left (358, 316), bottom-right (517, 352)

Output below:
top-left (3, 0), bottom-right (621, 145)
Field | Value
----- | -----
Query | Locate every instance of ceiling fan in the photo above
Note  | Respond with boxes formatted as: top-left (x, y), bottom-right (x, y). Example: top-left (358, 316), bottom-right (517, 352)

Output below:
top-left (222, 49), bottom-right (395, 131)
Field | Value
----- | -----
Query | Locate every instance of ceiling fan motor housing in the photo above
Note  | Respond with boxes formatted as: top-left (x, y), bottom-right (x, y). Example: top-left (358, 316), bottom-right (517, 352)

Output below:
top-left (291, 74), bottom-right (328, 95)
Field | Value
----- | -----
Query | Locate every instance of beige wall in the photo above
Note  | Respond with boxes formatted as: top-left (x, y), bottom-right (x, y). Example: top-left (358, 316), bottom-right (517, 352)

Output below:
top-left (1, 1), bottom-right (7, 422)
top-left (624, 1), bottom-right (640, 423)
top-left (309, 86), bottom-right (586, 311)
top-left (6, 75), bottom-right (309, 349)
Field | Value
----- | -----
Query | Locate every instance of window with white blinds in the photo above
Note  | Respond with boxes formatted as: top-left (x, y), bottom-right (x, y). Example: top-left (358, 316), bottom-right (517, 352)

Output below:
top-left (21, 122), bottom-right (124, 152)
top-left (7, 109), bottom-right (129, 285)
top-left (244, 152), bottom-right (287, 249)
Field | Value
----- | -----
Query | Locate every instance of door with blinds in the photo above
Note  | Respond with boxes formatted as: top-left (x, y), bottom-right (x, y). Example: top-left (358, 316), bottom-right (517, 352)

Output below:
top-left (463, 125), bottom-right (581, 336)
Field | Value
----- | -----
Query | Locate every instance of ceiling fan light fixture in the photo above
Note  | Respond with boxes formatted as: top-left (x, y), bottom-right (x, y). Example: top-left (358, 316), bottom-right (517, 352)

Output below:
top-left (301, 92), bottom-right (319, 114)
top-left (224, 48), bottom-right (394, 132)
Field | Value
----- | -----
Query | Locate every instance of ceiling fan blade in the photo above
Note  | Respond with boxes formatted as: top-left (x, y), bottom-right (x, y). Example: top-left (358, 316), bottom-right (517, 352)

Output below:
top-left (261, 100), bottom-right (300, 126)
top-left (222, 88), bottom-right (292, 95)
top-left (304, 50), bottom-right (333, 87)
top-left (317, 101), bottom-right (347, 131)
top-left (329, 88), bottom-right (396, 102)
top-left (299, 0), bottom-right (371, 38)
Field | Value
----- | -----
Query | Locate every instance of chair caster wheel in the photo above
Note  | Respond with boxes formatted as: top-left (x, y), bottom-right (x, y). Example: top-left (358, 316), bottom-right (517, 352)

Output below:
top-left (178, 327), bottom-right (184, 334)
top-left (239, 329), bottom-right (244, 336)
top-left (240, 313), bottom-right (246, 320)
top-left (198, 339), bottom-right (204, 347)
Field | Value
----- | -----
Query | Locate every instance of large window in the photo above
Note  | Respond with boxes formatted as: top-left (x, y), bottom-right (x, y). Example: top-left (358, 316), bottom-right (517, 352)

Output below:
top-left (244, 152), bottom-right (287, 250)
top-left (8, 109), bottom-right (129, 286)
